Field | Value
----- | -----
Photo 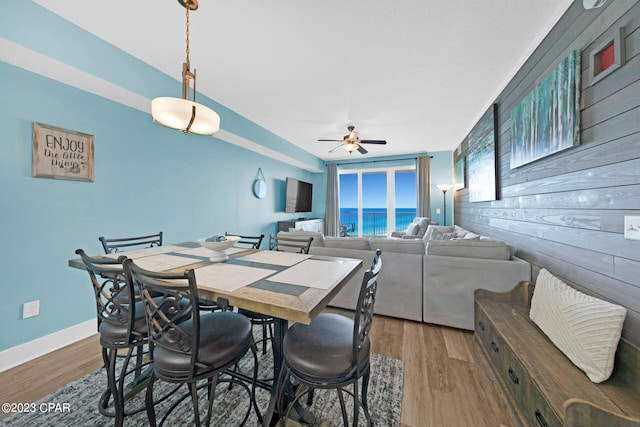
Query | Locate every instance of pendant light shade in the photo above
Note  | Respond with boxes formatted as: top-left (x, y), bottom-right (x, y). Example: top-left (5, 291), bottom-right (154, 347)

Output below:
top-left (152, 97), bottom-right (220, 135)
top-left (151, 0), bottom-right (220, 135)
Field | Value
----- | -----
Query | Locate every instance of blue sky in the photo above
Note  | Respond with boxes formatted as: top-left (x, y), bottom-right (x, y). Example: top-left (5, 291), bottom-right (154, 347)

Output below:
top-left (340, 171), bottom-right (416, 208)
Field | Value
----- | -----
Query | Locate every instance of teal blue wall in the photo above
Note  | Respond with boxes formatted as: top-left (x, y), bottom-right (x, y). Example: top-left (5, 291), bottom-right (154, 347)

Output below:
top-left (0, 2), bottom-right (325, 351)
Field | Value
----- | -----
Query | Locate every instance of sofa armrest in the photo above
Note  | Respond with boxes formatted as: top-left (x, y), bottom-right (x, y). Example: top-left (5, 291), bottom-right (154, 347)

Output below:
top-left (423, 255), bottom-right (531, 330)
top-left (390, 231), bottom-right (404, 238)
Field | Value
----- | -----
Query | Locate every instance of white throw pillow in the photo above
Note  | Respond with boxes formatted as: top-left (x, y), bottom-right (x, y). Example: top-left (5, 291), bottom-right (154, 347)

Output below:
top-left (423, 225), bottom-right (455, 242)
top-left (529, 269), bottom-right (626, 383)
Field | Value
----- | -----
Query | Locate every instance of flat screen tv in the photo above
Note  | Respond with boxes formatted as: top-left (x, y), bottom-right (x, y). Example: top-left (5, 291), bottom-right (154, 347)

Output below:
top-left (285, 177), bottom-right (313, 213)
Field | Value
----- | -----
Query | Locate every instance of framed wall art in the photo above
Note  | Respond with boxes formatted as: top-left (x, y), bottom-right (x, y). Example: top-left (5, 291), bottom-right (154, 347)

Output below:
top-left (468, 104), bottom-right (497, 202)
top-left (510, 50), bottom-right (581, 169)
top-left (32, 122), bottom-right (94, 181)
top-left (454, 156), bottom-right (466, 190)
top-left (590, 26), bottom-right (625, 86)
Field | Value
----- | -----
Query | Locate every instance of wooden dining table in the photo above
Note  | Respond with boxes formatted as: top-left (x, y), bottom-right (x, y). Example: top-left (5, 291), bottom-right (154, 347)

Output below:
top-left (68, 241), bottom-right (362, 426)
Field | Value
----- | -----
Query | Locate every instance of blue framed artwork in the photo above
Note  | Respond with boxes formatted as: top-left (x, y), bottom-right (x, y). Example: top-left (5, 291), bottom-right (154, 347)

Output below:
top-left (468, 104), bottom-right (497, 202)
top-left (510, 50), bottom-right (581, 169)
top-left (454, 156), bottom-right (465, 190)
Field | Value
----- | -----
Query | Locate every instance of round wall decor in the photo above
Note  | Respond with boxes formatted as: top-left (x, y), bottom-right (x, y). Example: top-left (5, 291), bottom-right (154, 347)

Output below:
top-left (253, 168), bottom-right (267, 199)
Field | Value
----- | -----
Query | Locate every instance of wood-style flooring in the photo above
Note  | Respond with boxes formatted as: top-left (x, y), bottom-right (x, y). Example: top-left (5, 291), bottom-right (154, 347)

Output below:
top-left (0, 313), bottom-right (518, 426)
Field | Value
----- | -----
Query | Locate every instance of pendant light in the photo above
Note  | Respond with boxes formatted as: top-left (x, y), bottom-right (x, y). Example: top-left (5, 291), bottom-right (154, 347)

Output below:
top-left (151, 0), bottom-right (220, 135)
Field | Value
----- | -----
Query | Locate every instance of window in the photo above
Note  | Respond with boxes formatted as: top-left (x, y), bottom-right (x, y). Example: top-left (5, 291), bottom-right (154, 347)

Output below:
top-left (339, 166), bottom-right (416, 237)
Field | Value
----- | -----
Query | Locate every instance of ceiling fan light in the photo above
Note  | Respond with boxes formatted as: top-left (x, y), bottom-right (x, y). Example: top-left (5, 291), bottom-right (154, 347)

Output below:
top-left (343, 142), bottom-right (359, 153)
top-left (152, 97), bottom-right (220, 135)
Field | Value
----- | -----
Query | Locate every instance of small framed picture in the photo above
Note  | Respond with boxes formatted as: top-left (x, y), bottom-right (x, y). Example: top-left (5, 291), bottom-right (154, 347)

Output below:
top-left (590, 26), bottom-right (625, 86)
top-left (32, 122), bottom-right (94, 181)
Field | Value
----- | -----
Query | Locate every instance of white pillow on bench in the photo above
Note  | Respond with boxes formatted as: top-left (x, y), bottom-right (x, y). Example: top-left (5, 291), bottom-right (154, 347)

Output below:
top-left (529, 269), bottom-right (626, 383)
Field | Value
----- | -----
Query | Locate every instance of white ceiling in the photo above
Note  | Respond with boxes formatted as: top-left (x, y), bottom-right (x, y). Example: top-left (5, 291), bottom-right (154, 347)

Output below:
top-left (35, 0), bottom-right (574, 160)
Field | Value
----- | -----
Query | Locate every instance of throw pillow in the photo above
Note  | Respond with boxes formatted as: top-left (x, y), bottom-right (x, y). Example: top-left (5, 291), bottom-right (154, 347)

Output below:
top-left (405, 222), bottom-right (419, 236)
top-left (423, 225), bottom-right (455, 242)
top-left (529, 269), bottom-right (626, 383)
top-left (430, 229), bottom-right (457, 241)
top-left (414, 217), bottom-right (430, 237)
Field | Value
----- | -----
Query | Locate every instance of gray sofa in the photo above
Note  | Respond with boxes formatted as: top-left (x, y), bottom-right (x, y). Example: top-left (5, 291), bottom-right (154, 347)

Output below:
top-left (277, 226), bottom-right (531, 330)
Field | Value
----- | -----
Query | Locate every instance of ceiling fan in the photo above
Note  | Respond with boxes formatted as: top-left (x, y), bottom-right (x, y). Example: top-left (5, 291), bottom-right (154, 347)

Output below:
top-left (318, 126), bottom-right (387, 155)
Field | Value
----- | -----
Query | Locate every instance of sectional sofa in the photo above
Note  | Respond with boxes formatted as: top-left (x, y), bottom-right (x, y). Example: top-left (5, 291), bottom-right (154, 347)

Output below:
top-left (278, 225), bottom-right (531, 330)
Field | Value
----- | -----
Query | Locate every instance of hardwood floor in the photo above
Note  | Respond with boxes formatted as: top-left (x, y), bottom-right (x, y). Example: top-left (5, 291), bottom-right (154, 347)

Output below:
top-left (0, 315), bottom-right (518, 426)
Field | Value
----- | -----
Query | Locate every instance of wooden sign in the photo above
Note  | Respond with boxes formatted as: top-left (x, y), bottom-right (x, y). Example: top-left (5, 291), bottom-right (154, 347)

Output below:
top-left (32, 122), bottom-right (94, 181)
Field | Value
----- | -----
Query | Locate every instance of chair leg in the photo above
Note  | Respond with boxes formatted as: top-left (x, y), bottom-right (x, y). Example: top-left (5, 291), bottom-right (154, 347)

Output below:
top-left (273, 361), bottom-right (289, 426)
top-left (250, 339), bottom-right (263, 423)
top-left (106, 347), bottom-right (125, 427)
top-left (262, 322), bottom-right (267, 355)
top-left (204, 374), bottom-right (220, 427)
top-left (353, 382), bottom-right (360, 427)
top-left (145, 372), bottom-right (158, 427)
top-left (362, 370), bottom-right (371, 415)
top-left (337, 388), bottom-right (349, 426)
top-left (188, 382), bottom-right (202, 427)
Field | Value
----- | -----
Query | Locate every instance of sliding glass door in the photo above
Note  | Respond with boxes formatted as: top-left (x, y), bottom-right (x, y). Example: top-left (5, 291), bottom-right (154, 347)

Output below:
top-left (339, 167), bottom-right (416, 237)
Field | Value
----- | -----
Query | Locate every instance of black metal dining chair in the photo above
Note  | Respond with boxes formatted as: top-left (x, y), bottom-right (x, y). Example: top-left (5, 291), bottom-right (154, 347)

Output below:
top-left (122, 258), bottom-right (262, 427)
top-left (99, 232), bottom-right (163, 254)
top-left (225, 232), bottom-right (264, 249)
top-left (268, 233), bottom-right (313, 253)
top-left (75, 249), bottom-right (152, 427)
top-left (274, 249), bottom-right (383, 426)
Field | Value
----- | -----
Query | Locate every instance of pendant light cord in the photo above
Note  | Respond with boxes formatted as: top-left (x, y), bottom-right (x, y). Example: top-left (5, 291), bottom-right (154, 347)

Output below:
top-left (185, 4), bottom-right (191, 68)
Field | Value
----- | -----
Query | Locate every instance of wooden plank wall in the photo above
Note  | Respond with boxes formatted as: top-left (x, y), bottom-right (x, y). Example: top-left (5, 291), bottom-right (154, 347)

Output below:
top-left (454, 0), bottom-right (640, 346)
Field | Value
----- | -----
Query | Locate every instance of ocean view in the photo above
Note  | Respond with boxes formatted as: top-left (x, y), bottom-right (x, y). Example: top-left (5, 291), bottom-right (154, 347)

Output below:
top-left (340, 208), bottom-right (416, 236)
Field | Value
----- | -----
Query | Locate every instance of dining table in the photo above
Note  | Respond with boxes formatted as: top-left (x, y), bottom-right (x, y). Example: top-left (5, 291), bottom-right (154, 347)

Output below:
top-left (68, 241), bottom-right (362, 426)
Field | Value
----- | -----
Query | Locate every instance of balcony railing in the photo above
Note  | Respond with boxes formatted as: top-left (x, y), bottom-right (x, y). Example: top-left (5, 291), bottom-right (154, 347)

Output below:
top-left (340, 209), bottom-right (416, 237)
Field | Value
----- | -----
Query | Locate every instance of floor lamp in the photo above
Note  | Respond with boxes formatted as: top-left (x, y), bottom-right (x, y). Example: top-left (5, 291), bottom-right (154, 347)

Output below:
top-left (436, 184), bottom-right (453, 226)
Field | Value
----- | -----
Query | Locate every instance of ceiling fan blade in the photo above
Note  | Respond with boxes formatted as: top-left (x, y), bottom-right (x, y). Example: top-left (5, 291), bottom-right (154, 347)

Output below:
top-left (357, 145), bottom-right (368, 155)
top-left (318, 139), bottom-right (342, 142)
top-left (359, 140), bottom-right (387, 144)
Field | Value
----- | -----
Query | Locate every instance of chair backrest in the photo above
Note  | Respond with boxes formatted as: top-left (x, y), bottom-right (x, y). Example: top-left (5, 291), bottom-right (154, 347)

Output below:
top-left (99, 232), bottom-right (163, 254)
top-left (75, 249), bottom-right (138, 338)
top-left (121, 258), bottom-right (199, 377)
top-left (268, 233), bottom-right (313, 253)
top-left (353, 249), bottom-right (382, 361)
top-left (225, 232), bottom-right (264, 249)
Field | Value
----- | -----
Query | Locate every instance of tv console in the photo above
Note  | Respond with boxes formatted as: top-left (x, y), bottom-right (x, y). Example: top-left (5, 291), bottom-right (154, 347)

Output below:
top-left (277, 218), bottom-right (324, 233)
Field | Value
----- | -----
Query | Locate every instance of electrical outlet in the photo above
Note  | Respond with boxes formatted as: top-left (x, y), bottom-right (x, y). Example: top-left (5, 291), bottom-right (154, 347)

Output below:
top-left (624, 216), bottom-right (640, 241)
top-left (23, 300), bottom-right (40, 319)
top-left (436, 208), bottom-right (441, 214)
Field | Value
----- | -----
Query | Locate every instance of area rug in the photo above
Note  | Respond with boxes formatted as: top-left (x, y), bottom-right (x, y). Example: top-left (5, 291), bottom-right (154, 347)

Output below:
top-left (0, 337), bottom-right (403, 427)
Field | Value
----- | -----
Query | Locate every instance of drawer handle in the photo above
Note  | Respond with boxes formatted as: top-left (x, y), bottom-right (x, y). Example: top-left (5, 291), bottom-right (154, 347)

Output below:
top-left (508, 367), bottom-right (519, 385)
top-left (490, 341), bottom-right (499, 353)
top-left (478, 320), bottom-right (485, 331)
top-left (535, 409), bottom-right (549, 427)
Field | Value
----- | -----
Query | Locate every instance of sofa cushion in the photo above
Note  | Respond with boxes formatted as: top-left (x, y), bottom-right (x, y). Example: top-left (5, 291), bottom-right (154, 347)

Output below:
top-left (453, 225), bottom-right (469, 238)
top-left (423, 225), bottom-right (455, 242)
top-left (529, 269), bottom-right (626, 383)
top-left (323, 236), bottom-right (371, 250)
top-left (370, 237), bottom-right (425, 255)
top-left (278, 230), bottom-right (324, 247)
top-left (413, 217), bottom-right (431, 237)
top-left (405, 222), bottom-right (419, 236)
top-left (431, 229), bottom-right (457, 240)
top-left (426, 239), bottom-right (512, 260)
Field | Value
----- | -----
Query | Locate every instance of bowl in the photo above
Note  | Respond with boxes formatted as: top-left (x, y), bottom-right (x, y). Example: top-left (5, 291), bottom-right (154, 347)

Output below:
top-left (197, 235), bottom-right (241, 262)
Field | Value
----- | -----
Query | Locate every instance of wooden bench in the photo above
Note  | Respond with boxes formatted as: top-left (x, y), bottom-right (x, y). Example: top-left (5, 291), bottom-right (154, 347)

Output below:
top-left (474, 281), bottom-right (640, 427)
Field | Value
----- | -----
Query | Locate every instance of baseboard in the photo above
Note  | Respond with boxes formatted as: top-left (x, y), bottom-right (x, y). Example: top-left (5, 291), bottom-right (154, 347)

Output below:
top-left (0, 319), bottom-right (96, 372)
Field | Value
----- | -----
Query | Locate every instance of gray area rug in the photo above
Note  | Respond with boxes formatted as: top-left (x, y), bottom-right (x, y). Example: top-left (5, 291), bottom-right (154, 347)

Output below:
top-left (1, 335), bottom-right (403, 426)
